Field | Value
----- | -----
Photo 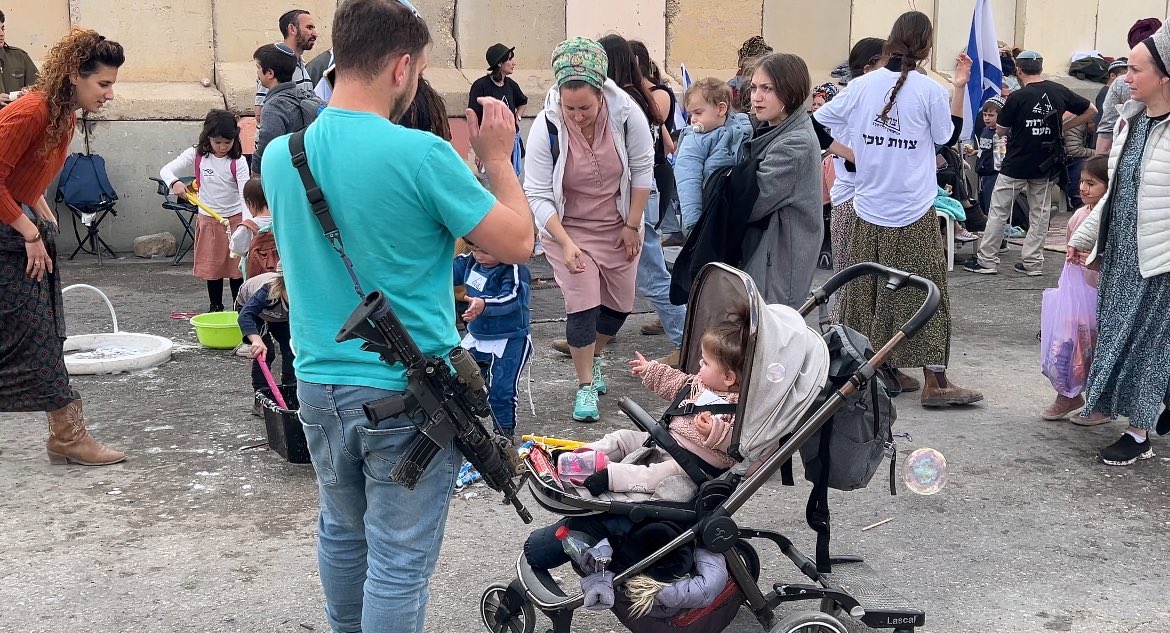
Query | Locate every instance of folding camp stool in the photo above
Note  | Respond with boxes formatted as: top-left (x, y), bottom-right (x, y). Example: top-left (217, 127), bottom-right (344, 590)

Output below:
top-left (56, 147), bottom-right (120, 266)
top-left (65, 200), bottom-right (119, 264)
top-left (149, 177), bottom-right (198, 266)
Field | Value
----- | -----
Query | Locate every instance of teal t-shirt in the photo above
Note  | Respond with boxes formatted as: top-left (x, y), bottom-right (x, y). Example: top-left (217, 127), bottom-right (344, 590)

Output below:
top-left (263, 107), bottom-right (495, 392)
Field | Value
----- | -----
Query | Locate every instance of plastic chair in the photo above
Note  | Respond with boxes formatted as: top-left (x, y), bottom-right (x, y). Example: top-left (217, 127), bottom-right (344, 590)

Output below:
top-left (148, 177), bottom-right (197, 266)
top-left (936, 210), bottom-right (955, 271)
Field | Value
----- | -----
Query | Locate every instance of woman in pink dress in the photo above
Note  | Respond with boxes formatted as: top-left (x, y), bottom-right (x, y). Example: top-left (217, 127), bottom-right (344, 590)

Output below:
top-left (524, 37), bottom-right (655, 422)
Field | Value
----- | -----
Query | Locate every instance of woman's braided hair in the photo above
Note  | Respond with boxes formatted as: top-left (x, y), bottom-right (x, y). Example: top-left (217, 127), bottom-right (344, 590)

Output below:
top-left (31, 28), bottom-right (124, 154)
top-left (879, 11), bottom-right (933, 122)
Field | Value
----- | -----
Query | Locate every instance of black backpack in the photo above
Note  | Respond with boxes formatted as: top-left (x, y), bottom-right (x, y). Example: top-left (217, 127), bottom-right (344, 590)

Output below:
top-left (798, 325), bottom-right (898, 573)
top-left (668, 158), bottom-right (760, 305)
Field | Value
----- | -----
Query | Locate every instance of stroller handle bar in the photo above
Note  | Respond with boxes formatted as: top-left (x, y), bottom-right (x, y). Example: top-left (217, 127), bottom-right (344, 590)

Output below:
top-left (801, 262), bottom-right (941, 340)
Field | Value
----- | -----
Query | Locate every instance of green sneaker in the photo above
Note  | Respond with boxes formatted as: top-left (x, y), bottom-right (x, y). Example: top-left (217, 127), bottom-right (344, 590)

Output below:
top-left (572, 385), bottom-right (600, 422)
top-left (592, 357), bottom-right (607, 395)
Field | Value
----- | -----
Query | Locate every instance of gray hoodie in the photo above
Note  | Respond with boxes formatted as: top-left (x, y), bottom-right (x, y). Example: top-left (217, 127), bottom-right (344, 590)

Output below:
top-left (740, 109), bottom-right (823, 308)
top-left (252, 81), bottom-right (324, 174)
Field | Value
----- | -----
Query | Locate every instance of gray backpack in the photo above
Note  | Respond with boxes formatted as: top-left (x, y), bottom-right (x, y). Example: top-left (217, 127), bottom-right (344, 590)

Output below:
top-left (799, 324), bottom-right (897, 573)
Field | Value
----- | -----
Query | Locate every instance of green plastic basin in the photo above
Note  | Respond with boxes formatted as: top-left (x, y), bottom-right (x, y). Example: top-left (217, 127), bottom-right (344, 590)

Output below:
top-left (190, 311), bottom-right (243, 349)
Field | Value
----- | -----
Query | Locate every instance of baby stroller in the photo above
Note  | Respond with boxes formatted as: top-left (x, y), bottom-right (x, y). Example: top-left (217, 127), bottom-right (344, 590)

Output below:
top-left (479, 262), bottom-right (941, 633)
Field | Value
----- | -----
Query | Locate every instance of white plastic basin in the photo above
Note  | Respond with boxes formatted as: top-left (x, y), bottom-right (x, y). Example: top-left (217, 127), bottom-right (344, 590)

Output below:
top-left (64, 332), bottom-right (174, 375)
top-left (61, 284), bottom-right (174, 375)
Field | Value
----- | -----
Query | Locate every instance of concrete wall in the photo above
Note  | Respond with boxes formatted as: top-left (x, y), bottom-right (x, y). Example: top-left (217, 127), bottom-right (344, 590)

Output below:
top-left (10, 0), bottom-right (1165, 252)
top-left (73, 0), bottom-right (214, 83)
top-left (456, 0), bottom-right (568, 70)
top-left (566, 0), bottom-right (667, 69)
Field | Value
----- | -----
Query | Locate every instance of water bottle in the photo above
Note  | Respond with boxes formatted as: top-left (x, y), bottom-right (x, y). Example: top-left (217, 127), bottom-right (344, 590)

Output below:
top-left (555, 526), bottom-right (595, 568)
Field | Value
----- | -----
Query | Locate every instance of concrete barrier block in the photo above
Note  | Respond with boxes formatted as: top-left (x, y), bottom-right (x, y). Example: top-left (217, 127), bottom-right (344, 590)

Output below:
top-left (668, 0), bottom-right (761, 72)
top-left (74, 0), bottom-right (213, 82)
top-left (212, 1), bottom-right (338, 65)
top-left (566, 0), bottom-right (667, 69)
top-left (1017, 0), bottom-right (1097, 72)
top-left (932, 0), bottom-right (1016, 73)
top-left (1095, 0), bottom-right (1166, 58)
top-left (427, 68), bottom-right (474, 117)
top-left (455, 0), bottom-right (567, 70)
top-left (96, 82), bottom-right (227, 121)
top-left (414, 0), bottom-right (459, 67)
top-left (850, 0), bottom-right (936, 45)
top-left (764, 0), bottom-right (850, 77)
top-left (7, 2), bottom-right (70, 64)
top-left (217, 62), bottom-right (263, 115)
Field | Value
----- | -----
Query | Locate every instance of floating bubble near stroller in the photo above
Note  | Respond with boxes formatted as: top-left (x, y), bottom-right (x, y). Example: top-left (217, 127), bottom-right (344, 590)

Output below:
top-left (479, 262), bottom-right (941, 633)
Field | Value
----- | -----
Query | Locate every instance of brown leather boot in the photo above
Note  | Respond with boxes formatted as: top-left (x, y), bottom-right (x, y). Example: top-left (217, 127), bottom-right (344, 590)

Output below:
top-left (920, 370), bottom-right (984, 408)
top-left (893, 369), bottom-right (922, 393)
top-left (46, 397), bottom-right (127, 466)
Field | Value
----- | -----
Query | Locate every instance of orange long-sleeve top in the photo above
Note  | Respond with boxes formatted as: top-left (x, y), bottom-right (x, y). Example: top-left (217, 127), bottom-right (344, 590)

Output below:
top-left (0, 93), bottom-right (74, 225)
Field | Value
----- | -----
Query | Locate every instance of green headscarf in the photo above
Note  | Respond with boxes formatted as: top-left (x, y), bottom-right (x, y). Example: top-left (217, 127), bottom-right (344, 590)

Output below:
top-left (551, 37), bottom-right (608, 91)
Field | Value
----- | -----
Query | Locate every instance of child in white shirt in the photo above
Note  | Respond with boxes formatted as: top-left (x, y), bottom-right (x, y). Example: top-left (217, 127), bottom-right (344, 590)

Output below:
top-left (160, 109), bottom-right (251, 311)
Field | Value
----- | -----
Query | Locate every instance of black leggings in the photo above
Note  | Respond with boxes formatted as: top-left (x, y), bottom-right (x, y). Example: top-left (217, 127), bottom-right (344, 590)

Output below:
top-left (565, 306), bottom-right (630, 348)
top-left (207, 278), bottom-right (243, 310)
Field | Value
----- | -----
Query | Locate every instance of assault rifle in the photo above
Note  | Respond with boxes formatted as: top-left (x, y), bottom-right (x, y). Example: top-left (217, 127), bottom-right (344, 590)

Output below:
top-left (336, 291), bottom-right (532, 524)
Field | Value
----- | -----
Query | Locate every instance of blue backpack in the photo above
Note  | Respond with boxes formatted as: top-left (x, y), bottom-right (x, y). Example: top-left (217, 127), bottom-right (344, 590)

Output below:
top-left (56, 153), bottom-right (118, 208)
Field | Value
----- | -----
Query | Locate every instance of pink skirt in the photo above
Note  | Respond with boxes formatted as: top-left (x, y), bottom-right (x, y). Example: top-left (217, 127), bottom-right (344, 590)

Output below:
top-left (193, 214), bottom-right (243, 281)
top-left (542, 216), bottom-right (639, 314)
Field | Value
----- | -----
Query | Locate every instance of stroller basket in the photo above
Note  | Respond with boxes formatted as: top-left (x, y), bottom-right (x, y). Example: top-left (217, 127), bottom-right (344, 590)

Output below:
top-left (486, 263), bottom-right (940, 633)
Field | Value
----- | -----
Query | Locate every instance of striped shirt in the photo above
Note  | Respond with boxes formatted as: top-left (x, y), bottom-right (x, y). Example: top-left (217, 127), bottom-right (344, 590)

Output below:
top-left (255, 43), bottom-right (313, 106)
top-left (0, 93), bottom-right (73, 225)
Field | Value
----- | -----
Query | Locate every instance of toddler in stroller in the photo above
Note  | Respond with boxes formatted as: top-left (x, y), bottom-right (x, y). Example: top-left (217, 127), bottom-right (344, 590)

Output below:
top-left (578, 305), bottom-right (748, 499)
top-left (482, 262), bottom-right (943, 633)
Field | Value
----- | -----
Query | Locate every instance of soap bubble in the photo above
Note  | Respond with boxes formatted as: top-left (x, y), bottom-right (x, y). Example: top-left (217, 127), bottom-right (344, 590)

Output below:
top-left (903, 448), bottom-right (947, 495)
top-left (765, 363), bottom-right (786, 383)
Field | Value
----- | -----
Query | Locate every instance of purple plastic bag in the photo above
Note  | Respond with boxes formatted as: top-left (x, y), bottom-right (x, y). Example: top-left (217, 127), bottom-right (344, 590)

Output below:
top-left (1040, 263), bottom-right (1098, 398)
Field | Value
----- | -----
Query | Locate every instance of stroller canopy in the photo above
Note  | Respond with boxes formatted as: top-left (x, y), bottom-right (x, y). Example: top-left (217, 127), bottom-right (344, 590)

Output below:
top-left (679, 264), bottom-right (830, 475)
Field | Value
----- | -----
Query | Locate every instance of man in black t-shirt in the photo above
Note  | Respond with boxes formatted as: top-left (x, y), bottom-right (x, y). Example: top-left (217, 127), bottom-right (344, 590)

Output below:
top-left (966, 50), bottom-right (1097, 276)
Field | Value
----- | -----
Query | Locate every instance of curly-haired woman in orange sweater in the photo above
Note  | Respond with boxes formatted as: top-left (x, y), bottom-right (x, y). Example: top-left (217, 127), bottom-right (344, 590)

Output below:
top-left (0, 29), bottom-right (126, 465)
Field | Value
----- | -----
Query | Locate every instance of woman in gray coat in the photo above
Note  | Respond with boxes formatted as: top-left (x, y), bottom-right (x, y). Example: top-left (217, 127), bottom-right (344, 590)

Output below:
top-left (739, 53), bottom-right (823, 308)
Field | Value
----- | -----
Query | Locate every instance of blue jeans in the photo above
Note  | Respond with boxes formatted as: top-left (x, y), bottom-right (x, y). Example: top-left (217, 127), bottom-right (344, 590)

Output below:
top-left (298, 381), bottom-right (457, 633)
top-left (637, 189), bottom-right (686, 348)
top-left (468, 336), bottom-right (532, 437)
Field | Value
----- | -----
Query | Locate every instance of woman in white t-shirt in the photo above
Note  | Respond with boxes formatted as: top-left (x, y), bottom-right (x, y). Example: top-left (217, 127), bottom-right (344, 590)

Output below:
top-left (814, 11), bottom-right (983, 408)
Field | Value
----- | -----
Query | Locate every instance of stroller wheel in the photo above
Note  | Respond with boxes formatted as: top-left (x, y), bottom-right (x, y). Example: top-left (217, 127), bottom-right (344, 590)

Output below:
top-left (769, 610), bottom-right (848, 633)
top-left (480, 582), bottom-right (536, 633)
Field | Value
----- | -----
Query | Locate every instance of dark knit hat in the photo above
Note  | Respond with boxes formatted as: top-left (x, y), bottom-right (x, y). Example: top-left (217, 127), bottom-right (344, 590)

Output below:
top-left (1142, 21), bottom-right (1170, 78)
top-left (1130, 18), bottom-right (1163, 49)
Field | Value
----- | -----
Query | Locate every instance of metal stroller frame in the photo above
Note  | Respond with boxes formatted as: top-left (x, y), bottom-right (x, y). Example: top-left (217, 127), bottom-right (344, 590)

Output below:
top-left (481, 262), bottom-right (941, 633)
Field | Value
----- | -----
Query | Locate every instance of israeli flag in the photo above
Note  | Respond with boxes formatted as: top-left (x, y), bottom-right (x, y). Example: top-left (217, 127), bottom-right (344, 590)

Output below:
top-left (963, 0), bottom-right (1003, 141)
top-left (675, 64), bottom-right (693, 129)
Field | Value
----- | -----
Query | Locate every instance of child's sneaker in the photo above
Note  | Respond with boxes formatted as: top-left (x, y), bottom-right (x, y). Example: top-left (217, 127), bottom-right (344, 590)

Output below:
top-left (592, 357), bottom-right (607, 395)
top-left (1099, 433), bottom-right (1154, 466)
top-left (573, 385), bottom-right (600, 422)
